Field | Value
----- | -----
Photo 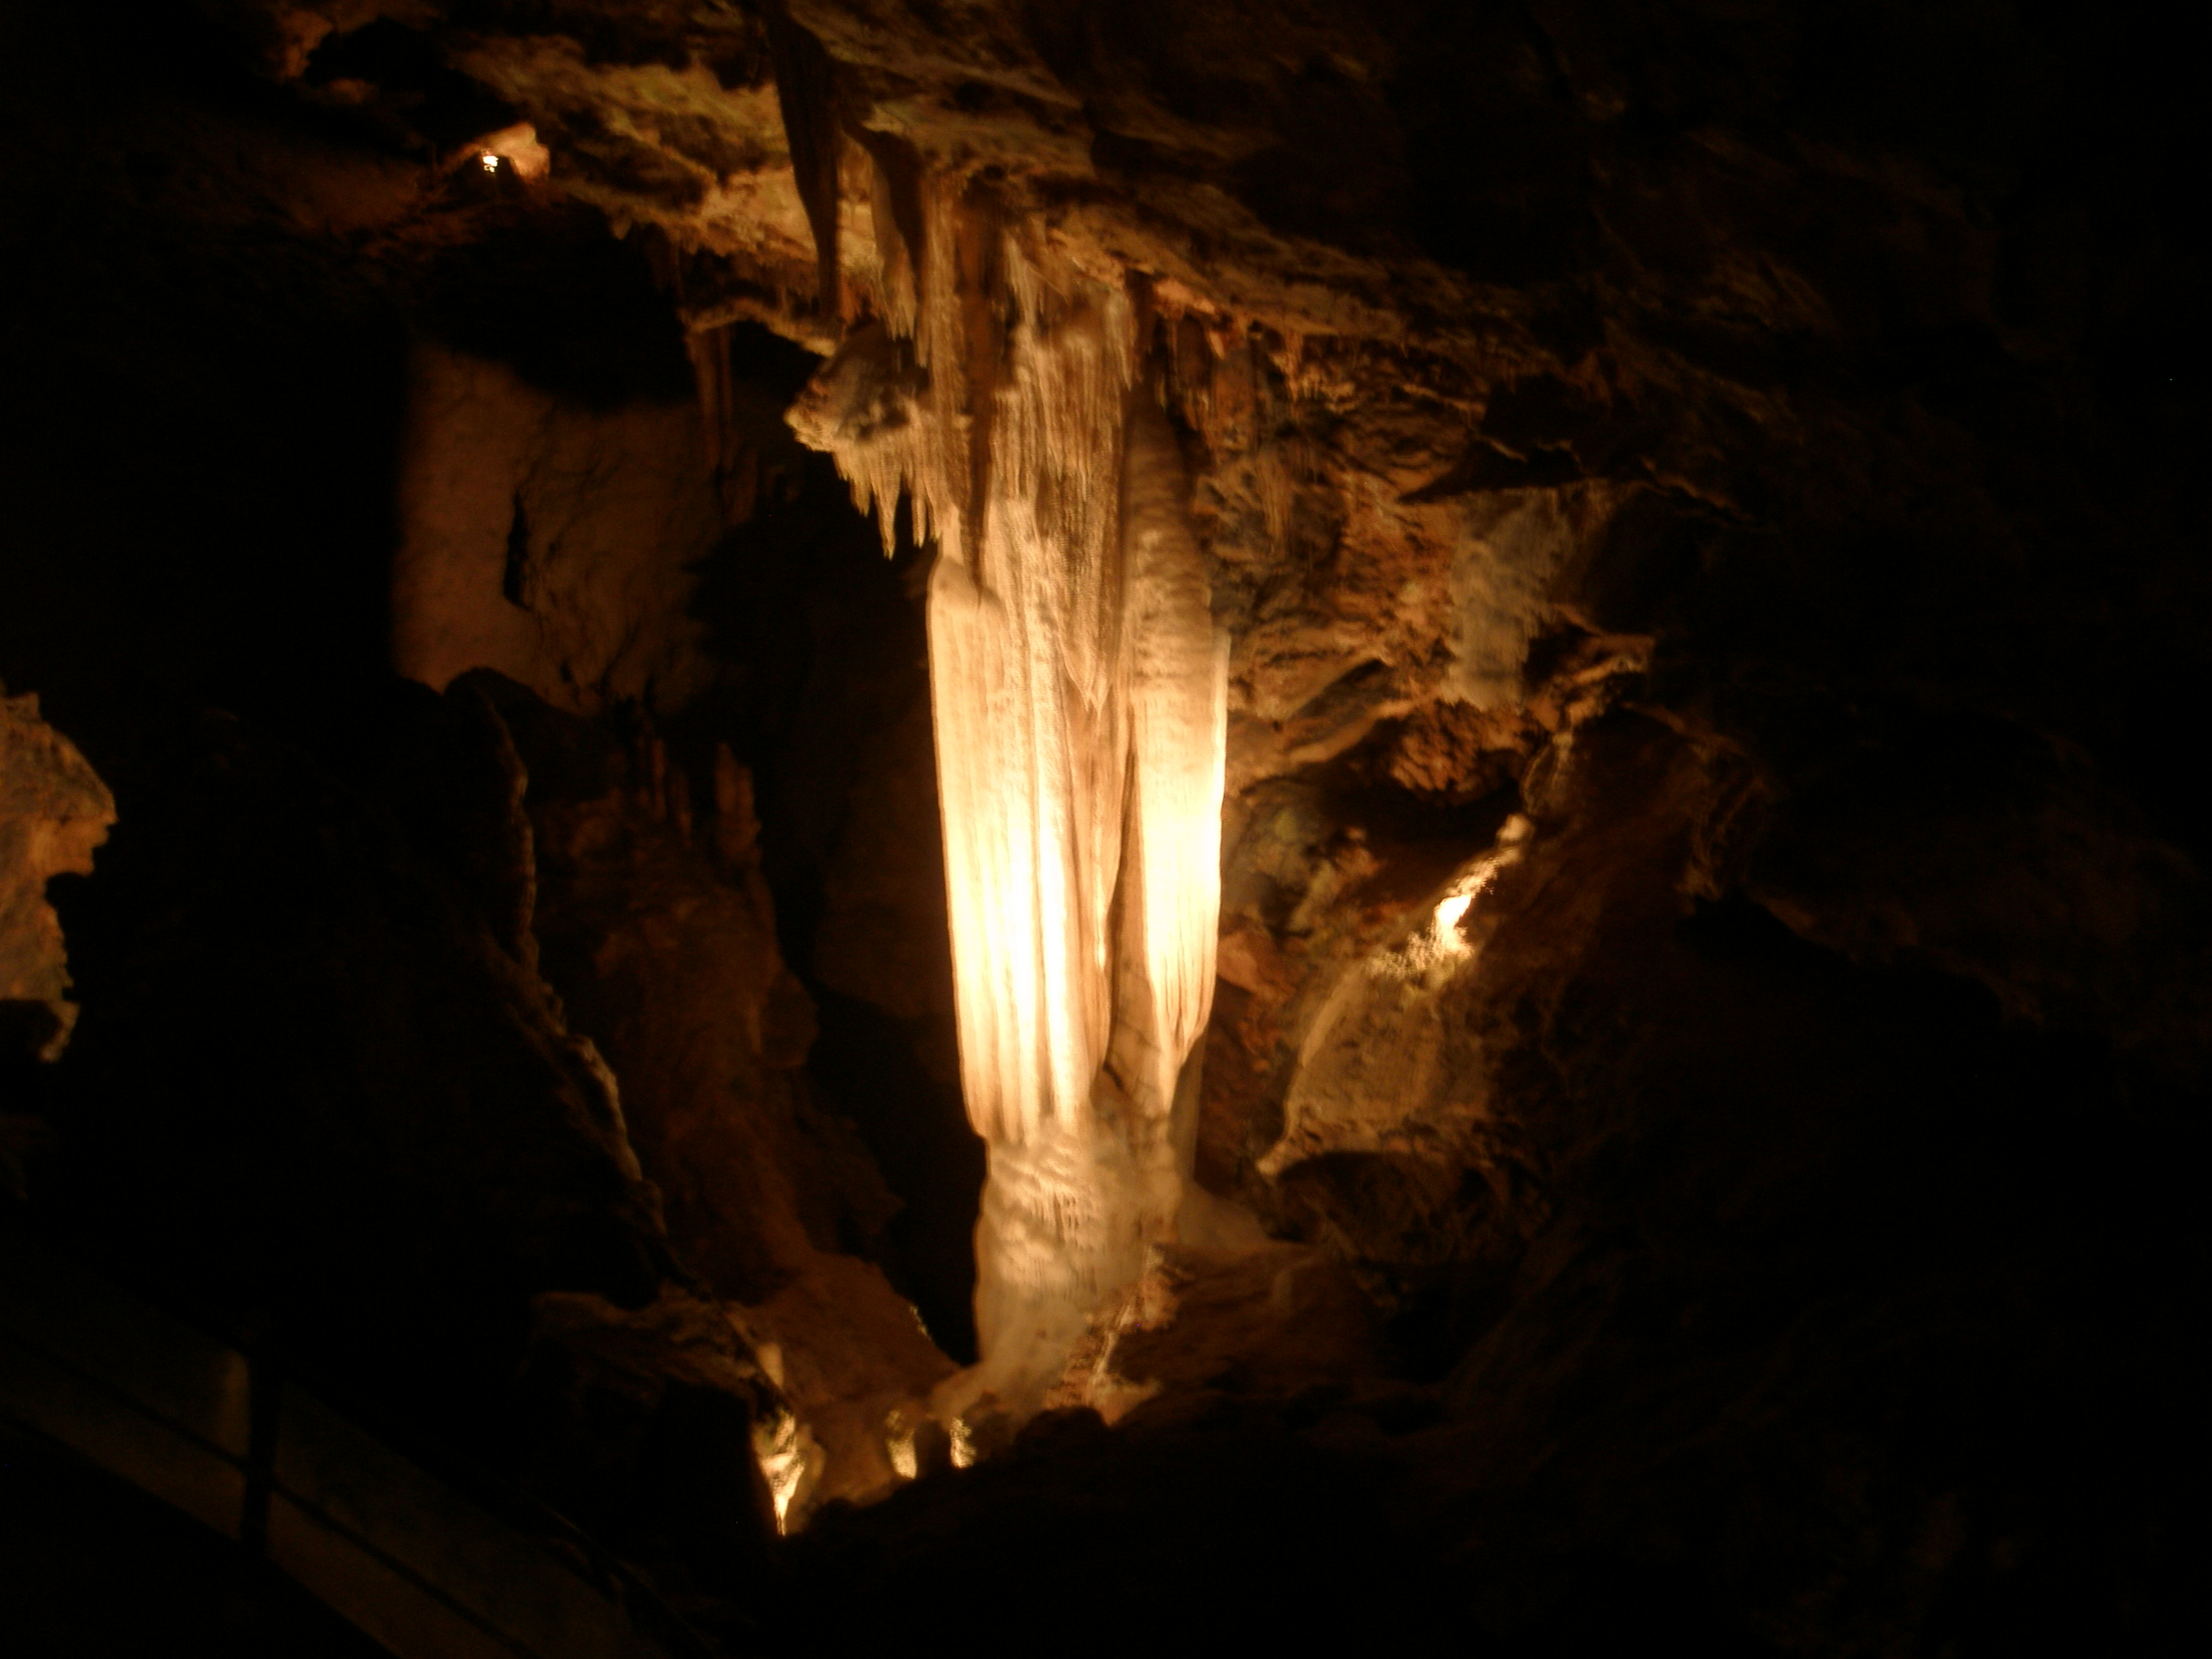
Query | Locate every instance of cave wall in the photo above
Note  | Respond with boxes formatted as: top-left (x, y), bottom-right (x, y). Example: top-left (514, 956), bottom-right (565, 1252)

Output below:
top-left (392, 340), bottom-right (725, 712)
top-left (0, 0), bottom-right (978, 1591)
top-left (3, 1), bottom-right (2207, 1652)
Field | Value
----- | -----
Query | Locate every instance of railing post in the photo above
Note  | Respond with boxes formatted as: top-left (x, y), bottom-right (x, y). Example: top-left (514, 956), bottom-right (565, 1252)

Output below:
top-left (239, 1332), bottom-right (280, 1558)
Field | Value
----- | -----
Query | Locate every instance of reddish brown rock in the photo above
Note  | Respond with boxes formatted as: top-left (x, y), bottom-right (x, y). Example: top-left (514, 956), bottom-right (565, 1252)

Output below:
top-left (1048, 1241), bottom-right (1382, 1420)
top-left (0, 686), bottom-right (115, 1061)
top-left (492, 684), bottom-right (956, 1519)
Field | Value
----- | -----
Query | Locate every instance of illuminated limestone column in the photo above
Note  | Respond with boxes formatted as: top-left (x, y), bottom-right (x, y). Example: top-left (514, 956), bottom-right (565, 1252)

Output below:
top-left (960, 394), bottom-right (1228, 1401)
top-left (790, 173), bottom-right (1226, 1408)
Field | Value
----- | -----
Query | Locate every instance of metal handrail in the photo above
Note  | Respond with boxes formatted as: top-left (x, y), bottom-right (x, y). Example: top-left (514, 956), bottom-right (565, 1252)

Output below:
top-left (0, 1229), bottom-right (728, 1659)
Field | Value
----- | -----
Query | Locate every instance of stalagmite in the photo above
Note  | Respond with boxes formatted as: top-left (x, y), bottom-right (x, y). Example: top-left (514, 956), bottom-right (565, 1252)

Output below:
top-left (789, 167), bottom-right (1227, 1408)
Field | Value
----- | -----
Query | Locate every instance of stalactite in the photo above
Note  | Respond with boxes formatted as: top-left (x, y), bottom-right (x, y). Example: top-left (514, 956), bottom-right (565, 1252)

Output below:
top-left (764, 5), bottom-right (844, 317)
top-left (1120, 400), bottom-right (1229, 1124)
top-left (788, 158), bottom-right (1228, 1406)
top-left (684, 323), bottom-right (758, 523)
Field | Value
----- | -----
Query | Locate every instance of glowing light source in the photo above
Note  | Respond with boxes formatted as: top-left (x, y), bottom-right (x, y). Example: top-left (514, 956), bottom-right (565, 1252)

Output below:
top-left (883, 1407), bottom-right (920, 1481)
top-left (751, 1408), bottom-right (817, 1534)
top-left (468, 125), bottom-right (550, 181)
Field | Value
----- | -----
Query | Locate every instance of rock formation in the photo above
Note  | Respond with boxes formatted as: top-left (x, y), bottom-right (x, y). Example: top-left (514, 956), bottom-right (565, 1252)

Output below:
top-left (3, 1), bottom-right (2206, 1652)
top-left (790, 187), bottom-right (1230, 1408)
top-left (0, 687), bottom-right (114, 1064)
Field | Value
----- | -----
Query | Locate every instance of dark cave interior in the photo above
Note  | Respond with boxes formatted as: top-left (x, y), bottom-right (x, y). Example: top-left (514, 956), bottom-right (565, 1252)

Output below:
top-left (2, 3), bottom-right (2207, 1655)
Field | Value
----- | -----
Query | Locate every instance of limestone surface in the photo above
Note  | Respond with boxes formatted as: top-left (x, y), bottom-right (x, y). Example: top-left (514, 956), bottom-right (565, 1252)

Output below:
top-left (0, 687), bottom-right (115, 1061)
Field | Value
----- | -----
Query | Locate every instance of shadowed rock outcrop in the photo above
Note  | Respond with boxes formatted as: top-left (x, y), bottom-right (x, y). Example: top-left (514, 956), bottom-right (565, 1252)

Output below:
top-left (474, 670), bottom-right (956, 1521)
top-left (28, 688), bottom-right (786, 1601)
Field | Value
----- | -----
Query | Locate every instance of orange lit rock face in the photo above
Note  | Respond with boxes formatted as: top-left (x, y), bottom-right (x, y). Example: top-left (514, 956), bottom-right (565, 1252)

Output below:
top-left (523, 723), bottom-right (827, 1300)
top-left (393, 342), bottom-right (726, 714)
top-left (0, 687), bottom-right (114, 1061)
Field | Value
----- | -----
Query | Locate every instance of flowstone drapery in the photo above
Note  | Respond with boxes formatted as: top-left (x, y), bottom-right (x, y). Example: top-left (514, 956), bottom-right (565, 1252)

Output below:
top-left (789, 168), bottom-right (1227, 1408)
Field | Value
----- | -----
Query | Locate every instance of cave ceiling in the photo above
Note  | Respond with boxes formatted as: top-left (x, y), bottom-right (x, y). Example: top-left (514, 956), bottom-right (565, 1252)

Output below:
top-left (234, 0), bottom-right (2208, 1041)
